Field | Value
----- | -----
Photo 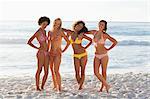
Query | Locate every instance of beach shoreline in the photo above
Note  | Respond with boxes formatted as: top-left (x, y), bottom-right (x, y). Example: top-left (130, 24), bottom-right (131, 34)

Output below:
top-left (0, 72), bottom-right (150, 99)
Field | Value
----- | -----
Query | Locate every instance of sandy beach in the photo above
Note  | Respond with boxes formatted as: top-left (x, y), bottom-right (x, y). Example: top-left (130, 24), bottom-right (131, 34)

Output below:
top-left (0, 21), bottom-right (150, 99)
top-left (0, 72), bottom-right (150, 99)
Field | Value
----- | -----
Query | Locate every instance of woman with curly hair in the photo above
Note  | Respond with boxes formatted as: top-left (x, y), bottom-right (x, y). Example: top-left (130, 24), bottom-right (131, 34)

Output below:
top-left (27, 16), bottom-right (50, 91)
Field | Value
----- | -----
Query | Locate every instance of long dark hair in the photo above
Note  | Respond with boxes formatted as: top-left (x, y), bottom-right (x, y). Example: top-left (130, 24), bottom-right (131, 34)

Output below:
top-left (73, 21), bottom-right (88, 34)
top-left (99, 20), bottom-right (107, 32)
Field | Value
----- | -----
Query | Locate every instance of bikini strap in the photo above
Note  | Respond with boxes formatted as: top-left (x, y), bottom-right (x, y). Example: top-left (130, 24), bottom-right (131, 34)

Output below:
top-left (35, 28), bottom-right (41, 34)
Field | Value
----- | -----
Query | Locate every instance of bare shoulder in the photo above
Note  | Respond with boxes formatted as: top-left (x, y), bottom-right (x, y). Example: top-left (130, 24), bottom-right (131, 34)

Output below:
top-left (65, 30), bottom-right (73, 36)
top-left (34, 29), bottom-right (41, 37)
top-left (79, 33), bottom-right (84, 36)
top-left (60, 29), bottom-right (65, 36)
top-left (78, 33), bottom-right (84, 38)
top-left (103, 32), bottom-right (110, 38)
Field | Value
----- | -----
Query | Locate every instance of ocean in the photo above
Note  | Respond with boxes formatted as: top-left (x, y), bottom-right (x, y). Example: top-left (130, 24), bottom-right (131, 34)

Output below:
top-left (0, 21), bottom-right (150, 76)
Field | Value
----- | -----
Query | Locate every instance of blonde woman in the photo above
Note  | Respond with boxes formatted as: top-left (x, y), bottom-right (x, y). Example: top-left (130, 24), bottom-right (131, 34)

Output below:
top-left (48, 18), bottom-right (70, 92)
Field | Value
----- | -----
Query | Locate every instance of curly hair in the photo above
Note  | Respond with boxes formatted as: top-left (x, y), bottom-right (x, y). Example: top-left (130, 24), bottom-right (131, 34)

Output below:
top-left (38, 16), bottom-right (50, 25)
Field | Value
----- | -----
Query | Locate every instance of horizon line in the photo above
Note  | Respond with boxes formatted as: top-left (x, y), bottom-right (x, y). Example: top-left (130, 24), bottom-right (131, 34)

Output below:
top-left (0, 20), bottom-right (150, 23)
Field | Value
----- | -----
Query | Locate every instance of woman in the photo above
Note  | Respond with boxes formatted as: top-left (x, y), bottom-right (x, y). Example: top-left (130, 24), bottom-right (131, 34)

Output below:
top-left (27, 16), bottom-right (50, 91)
top-left (86, 20), bottom-right (118, 92)
top-left (48, 18), bottom-right (70, 92)
top-left (63, 21), bottom-right (92, 90)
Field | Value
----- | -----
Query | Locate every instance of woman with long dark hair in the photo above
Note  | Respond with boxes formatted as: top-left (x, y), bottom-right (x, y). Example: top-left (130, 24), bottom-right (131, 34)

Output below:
top-left (86, 20), bottom-right (117, 92)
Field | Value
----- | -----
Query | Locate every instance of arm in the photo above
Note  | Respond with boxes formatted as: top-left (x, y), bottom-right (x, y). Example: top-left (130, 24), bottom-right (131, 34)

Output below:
top-left (105, 33), bottom-right (118, 51)
top-left (84, 30), bottom-right (97, 35)
top-left (82, 34), bottom-right (92, 49)
top-left (62, 28), bottom-right (73, 37)
top-left (61, 31), bottom-right (70, 53)
top-left (27, 32), bottom-right (39, 49)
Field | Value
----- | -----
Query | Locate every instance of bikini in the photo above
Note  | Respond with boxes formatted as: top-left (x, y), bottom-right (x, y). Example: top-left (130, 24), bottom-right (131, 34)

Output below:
top-left (70, 37), bottom-right (87, 59)
top-left (37, 28), bottom-right (49, 57)
top-left (49, 31), bottom-right (62, 56)
top-left (39, 33), bottom-right (48, 43)
top-left (93, 32), bottom-right (108, 60)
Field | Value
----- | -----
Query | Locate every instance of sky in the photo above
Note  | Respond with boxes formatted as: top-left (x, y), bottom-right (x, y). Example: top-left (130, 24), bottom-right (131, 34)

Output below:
top-left (0, 0), bottom-right (149, 22)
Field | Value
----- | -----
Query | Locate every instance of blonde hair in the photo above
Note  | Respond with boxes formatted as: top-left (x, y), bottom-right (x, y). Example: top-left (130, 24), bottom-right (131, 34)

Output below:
top-left (54, 18), bottom-right (62, 29)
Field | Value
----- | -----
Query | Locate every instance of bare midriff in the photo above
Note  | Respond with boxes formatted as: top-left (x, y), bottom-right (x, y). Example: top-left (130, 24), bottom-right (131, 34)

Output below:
top-left (95, 44), bottom-right (107, 54)
top-left (50, 36), bottom-right (62, 54)
top-left (72, 44), bottom-right (86, 54)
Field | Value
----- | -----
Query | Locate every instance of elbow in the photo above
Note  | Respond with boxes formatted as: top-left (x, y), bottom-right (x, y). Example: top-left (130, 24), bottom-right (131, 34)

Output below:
top-left (27, 41), bottom-right (29, 45)
top-left (68, 42), bottom-right (70, 45)
top-left (27, 40), bottom-right (31, 45)
top-left (90, 39), bottom-right (92, 43)
top-left (114, 40), bottom-right (118, 45)
top-left (67, 40), bottom-right (70, 45)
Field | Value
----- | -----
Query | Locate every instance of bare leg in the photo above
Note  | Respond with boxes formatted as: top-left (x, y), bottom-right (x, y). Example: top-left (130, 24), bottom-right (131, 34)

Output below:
top-left (74, 57), bottom-right (81, 84)
top-left (50, 56), bottom-right (57, 89)
top-left (54, 54), bottom-right (62, 91)
top-left (94, 56), bottom-right (110, 92)
top-left (36, 51), bottom-right (44, 91)
top-left (100, 56), bottom-right (109, 92)
top-left (79, 55), bottom-right (87, 90)
top-left (41, 54), bottom-right (49, 90)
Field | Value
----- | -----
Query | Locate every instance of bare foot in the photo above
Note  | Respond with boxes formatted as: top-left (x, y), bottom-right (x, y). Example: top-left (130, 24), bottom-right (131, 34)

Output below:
top-left (78, 86), bottom-right (83, 90)
top-left (106, 85), bottom-right (111, 93)
top-left (58, 87), bottom-right (61, 92)
top-left (41, 86), bottom-right (44, 90)
top-left (56, 90), bottom-right (61, 94)
top-left (53, 87), bottom-right (57, 91)
top-left (56, 87), bottom-right (61, 93)
top-left (36, 87), bottom-right (41, 91)
top-left (98, 88), bottom-right (103, 92)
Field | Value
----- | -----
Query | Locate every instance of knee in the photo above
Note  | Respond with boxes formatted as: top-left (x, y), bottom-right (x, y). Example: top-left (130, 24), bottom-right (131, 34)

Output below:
top-left (51, 70), bottom-right (55, 75)
top-left (36, 68), bottom-right (42, 74)
top-left (50, 67), bottom-right (54, 74)
top-left (102, 71), bottom-right (106, 76)
top-left (94, 70), bottom-right (99, 76)
top-left (44, 71), bottom-right (48, 76)
top-left (54, 70), bottom-right (59, 76)
top-left (36, 69), bottom-right (42, 77)
top-left (50, 63), bottom-right (53, 68)
top-left (81, 71), bottom-right (85, 76)
top-left (75, 73), bottom-right (80, 77)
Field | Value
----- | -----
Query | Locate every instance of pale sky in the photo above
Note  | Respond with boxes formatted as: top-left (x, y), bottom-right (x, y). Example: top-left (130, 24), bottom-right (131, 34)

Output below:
top-left (0, 0), bottom-right (149, 22)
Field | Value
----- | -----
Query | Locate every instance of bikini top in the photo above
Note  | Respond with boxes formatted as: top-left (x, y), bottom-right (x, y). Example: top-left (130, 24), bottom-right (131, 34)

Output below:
top-left (49, 31), bottom-right (62, 41)
top-left (92, 32), bottom-right (105, 46)
top-left (70, 37), bottom-right (82, 44)
top-left (38, 29), bottom-right (48, 43)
